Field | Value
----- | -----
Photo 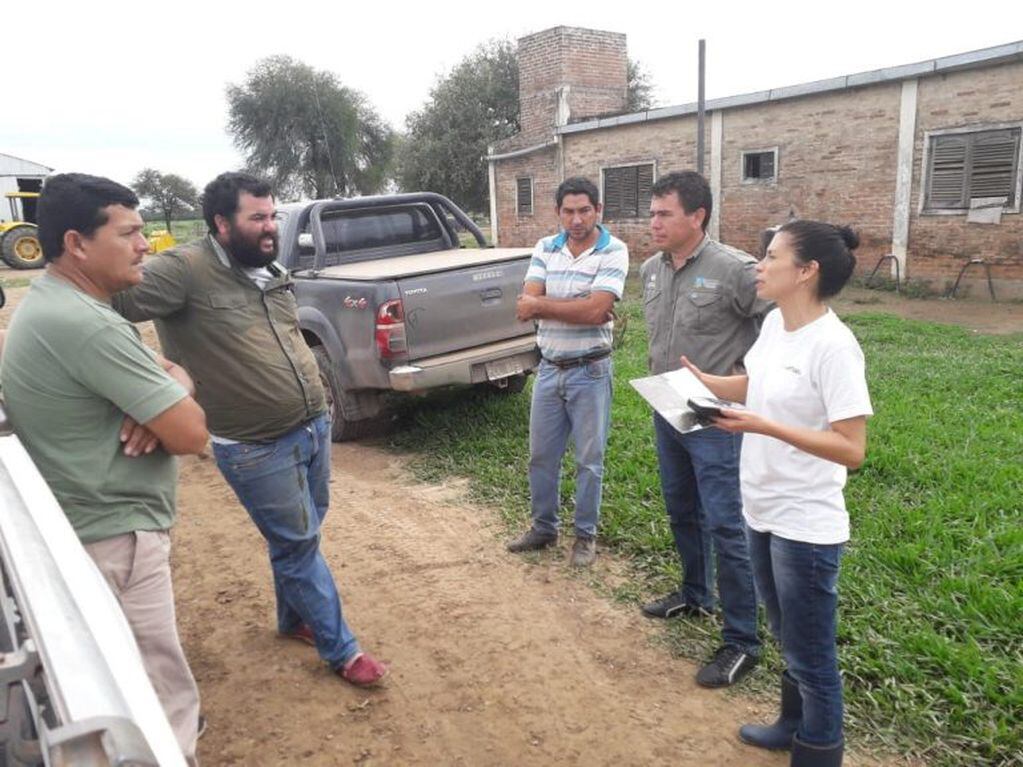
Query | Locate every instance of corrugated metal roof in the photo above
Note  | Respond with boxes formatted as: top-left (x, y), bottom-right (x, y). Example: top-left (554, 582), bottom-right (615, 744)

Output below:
top-left (558, 40), bottom-right (1023, 136)
top-left (0, 153), bottom-right (53, 177)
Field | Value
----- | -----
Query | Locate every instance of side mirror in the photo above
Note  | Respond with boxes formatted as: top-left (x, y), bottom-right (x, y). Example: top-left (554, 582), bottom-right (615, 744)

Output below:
top-left (0, 284), bottom-right (6, 309)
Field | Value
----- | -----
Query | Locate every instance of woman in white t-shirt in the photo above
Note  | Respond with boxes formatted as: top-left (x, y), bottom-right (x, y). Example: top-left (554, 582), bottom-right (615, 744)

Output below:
top-left (682, 221), bottom-right (870, 767)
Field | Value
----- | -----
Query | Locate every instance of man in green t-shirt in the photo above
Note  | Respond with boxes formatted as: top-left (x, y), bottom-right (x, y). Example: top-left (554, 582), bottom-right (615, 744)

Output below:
top-left (0, 174), bottom-right (208, 764)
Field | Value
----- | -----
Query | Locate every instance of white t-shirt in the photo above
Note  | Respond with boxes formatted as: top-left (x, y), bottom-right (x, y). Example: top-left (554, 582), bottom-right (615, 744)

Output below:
top-left (740, 308), bottom-right (873, 544)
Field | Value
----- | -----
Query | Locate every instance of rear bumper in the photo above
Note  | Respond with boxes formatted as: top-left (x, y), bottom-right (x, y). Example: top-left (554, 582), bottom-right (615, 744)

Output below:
top-left (389, 336), bottom-right (539, 392)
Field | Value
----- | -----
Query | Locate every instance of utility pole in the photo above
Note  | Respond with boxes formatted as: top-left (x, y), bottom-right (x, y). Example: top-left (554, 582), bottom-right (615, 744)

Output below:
top-left (697, 39), bottom-right (706, 175)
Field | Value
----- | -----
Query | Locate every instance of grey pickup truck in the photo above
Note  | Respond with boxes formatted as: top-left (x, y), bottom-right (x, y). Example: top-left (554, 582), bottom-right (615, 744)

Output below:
top-left (275, 193), bottom-right (539, 440)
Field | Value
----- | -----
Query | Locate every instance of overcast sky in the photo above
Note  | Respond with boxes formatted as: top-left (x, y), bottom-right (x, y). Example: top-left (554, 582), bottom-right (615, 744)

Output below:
top-left (5, 0), bottom-right (1021, 192)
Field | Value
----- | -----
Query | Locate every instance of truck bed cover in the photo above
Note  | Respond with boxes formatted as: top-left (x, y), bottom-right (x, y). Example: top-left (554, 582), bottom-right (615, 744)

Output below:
top-left (303, 248), bottom-right (532, 281)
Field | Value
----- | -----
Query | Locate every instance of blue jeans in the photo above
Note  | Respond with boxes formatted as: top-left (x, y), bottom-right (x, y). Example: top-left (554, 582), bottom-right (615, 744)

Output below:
top-left (653, 413), bottom-right (760, 654)
top-left (212, 413), bottom-right (359, 669)
top-left (529, 357), bottom-right (613, 538)
top-left (748, 529), bottom-right (844, 745)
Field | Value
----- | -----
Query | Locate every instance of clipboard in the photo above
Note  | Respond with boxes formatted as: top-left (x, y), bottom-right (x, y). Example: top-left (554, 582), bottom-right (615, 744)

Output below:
top-left (629, 368), bottom-right (716, 435)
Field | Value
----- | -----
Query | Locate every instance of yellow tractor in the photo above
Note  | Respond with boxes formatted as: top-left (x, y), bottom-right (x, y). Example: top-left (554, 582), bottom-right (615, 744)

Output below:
top-left (146, 229), bottom-right (176, 254)
top-left (1, 192), bottom-right (44, 269)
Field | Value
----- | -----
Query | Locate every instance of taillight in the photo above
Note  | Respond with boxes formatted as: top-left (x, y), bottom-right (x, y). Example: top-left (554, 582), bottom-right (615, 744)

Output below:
top-left (375, 299), bottom-right (407, 359)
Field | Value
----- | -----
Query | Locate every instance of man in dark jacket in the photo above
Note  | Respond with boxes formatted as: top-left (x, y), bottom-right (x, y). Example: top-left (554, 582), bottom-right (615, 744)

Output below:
top-left (115, 172), bottom-right (387, 687)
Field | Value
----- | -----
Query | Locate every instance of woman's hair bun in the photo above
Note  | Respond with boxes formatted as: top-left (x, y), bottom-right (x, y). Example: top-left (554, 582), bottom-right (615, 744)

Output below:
top-left (835, 225), bottom-right (860, 252)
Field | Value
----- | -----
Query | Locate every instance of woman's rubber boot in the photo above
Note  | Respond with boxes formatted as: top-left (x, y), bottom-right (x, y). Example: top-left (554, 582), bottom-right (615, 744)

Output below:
top-left (790, 734), bottom-right (844, 767)
top-left (739, 671), bottom-right (801, 750)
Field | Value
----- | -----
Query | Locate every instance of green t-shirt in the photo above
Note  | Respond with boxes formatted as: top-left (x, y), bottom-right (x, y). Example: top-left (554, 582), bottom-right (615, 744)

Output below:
top-left (0, 274), bottom-right (187, 544)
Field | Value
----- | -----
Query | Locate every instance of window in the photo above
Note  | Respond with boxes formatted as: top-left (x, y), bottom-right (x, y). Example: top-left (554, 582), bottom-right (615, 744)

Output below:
top-left (295, 205), bottom-right (445, 269)
top-left (602, 163), bottom-right (654, 219)
top-left (320, 207), bottom-right (442, 253)
top-left (923, 126), bottom-right (1021, 212)
top-left (516, 177), bottom-right (533, 216)
top-left (741, 148), bottom-right (778, 183)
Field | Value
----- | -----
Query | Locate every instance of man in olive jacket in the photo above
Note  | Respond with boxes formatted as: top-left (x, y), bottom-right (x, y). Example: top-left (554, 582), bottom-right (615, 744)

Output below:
top-left (114, 172), bottom-right (387, 687)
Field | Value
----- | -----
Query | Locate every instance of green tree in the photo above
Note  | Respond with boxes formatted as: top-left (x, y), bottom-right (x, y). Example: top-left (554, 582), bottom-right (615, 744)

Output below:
top-left (132, 169), bottom-right (198, 232)
top-left (398, 41), bottom-right (520, 214)
top-left (398, 42), bottom-right (656, 214)
top-left (226, 56), bottom-right (394, 199)
top-left (627, 59), bottom-right (655, 112)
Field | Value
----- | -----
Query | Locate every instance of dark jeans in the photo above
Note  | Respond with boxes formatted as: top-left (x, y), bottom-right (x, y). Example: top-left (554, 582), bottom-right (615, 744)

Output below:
top-left (748, 528), bottom-right (844, 745)
top-left (653, 413), bottom-right (760, 654)
top-left (212, 413), bottom-right (359, 668)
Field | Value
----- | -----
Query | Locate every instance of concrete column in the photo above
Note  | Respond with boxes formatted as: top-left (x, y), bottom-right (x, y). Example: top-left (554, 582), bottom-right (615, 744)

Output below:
top-left (488, 156), bottom-right (499, 247)
top-left (891, 79), bottom-right (918, 282)
top-left (709, 110), bottom-right (723, 240)
top-left (557, 135), bottom-right (565, 185)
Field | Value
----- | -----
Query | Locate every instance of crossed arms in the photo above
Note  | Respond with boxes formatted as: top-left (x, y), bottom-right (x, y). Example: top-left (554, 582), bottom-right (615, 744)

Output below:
top-left (515, 281), bottom-right (616, 325)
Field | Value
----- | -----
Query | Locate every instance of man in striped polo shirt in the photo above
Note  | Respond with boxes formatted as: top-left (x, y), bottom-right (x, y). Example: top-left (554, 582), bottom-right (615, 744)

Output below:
top-left (507, 177), bottom-right (629, 567)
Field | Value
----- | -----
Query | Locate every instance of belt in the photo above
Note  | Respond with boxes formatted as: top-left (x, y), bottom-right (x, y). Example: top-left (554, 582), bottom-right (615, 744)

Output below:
top-left (542, 350), bottom-right (612, 369)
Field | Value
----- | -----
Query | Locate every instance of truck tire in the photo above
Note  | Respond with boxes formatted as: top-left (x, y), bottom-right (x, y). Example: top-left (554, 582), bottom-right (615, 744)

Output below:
top-left (311, 346), bottom-right (380, 442)
top-left (1, 226), bottom-right (44, 269)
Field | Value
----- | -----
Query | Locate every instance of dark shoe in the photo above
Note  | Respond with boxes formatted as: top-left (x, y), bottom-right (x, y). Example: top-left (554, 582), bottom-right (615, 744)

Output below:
top-left (569, 536), bottom-right (596, 567)
top-left (280, 624), bottom-right (316, 646)
top-left (740, 671), bottom-right (801, 750)
top-left (339, 652), bottom-right (389, 687)
top-left (640, 591), bottom-right (713, 620)
top-left (695, 644), bottom-right (759, 688)
top-left (790, 735), bottom-right (843, 767)
top-left (507, 527), bottom-right (557, 553)
top-left (197, 714), bottom-right (207, 740)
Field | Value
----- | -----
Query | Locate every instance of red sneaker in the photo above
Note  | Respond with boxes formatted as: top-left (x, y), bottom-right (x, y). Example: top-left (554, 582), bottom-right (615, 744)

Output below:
top-left (339, 653), bottom-right (389, 687)
top-left (280, 624), bottom-right (316, 646)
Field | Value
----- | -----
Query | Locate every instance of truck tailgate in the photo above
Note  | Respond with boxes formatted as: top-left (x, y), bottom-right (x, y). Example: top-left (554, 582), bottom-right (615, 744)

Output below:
top-left (397, 256), bottom-right (535, 360)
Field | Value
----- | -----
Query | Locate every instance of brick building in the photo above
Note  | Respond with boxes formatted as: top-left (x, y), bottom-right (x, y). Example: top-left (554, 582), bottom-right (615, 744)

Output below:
top-left (489, 28), bottom-right (1023, 296)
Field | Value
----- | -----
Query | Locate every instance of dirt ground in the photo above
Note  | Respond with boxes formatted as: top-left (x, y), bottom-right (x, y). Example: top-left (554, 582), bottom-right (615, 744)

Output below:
top-left (1, 268), bottom-right (1016, 766)
top-left (831, 284), bottom-right (1023, 335)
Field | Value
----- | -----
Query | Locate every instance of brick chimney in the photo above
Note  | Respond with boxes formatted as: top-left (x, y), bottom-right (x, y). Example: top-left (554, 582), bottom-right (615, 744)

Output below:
top-left (516, 27), bottom-right (628, 143)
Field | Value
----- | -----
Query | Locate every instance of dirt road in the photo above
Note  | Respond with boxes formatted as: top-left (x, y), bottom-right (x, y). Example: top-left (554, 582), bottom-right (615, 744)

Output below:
top-left (176, 446), bottom-right (803, 766)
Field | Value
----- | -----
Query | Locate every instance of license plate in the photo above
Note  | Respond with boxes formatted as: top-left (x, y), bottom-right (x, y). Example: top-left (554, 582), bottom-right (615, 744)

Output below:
top-left (485, 357), bottom-right (524, 381)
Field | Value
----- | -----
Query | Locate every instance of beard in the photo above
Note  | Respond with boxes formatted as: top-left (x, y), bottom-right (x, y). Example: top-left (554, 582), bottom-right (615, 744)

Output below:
top-left (227, 226), bottom-right (278, 268)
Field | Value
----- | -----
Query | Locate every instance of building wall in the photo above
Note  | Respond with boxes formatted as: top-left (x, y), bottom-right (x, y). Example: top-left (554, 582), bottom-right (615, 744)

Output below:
top-left (908, 62), bottom-right (1023, 288)
top-left (494, 32), bottom-right (1023, 294)
top-left (562, 118), bottom-right (708, 259)
top-left (719, 82), bottom-right (902, 272)
top-left (504, 26), bottom-right (628, 153)
top-left (0, 153), bottom-right (50, 223)
top-left (494, 148), bottom-right (561, 249)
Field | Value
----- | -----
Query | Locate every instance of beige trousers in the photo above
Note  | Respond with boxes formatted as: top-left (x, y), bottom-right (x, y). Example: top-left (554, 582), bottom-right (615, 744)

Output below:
top-left (85, 530), bottom-right (200, 765)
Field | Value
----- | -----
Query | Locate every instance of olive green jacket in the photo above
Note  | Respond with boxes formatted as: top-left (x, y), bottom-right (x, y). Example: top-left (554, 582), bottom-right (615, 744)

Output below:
top-left (114, 236), bottom-right (326, 442)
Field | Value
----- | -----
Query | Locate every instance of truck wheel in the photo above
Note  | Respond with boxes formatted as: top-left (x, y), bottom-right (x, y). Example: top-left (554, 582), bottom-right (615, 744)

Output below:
top-left (1, 226), bottom-right (44, 269)
top-left (312, 346), bottom-right (379, 442)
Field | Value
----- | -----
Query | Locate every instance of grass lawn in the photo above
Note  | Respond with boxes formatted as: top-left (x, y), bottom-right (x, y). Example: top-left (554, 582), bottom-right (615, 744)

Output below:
top-left (386, 297), bottom-right (1022, 766)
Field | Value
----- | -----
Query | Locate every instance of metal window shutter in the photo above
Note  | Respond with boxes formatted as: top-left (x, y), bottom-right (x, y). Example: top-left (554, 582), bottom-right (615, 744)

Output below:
top-left (928, 135), bottom-right (968, 208)
top-left (761, 152), bottom-right (775, 179)
top-left (604, 167), bottom-right (623, 218)
top-left (637, 164), bottom-right (654, 212)
top-left (621, 166), bottom-right (639, 217)
top-left (517, 178), bottom-right (532, 214)
top-left (968, 129), bottom-right (1020, 204)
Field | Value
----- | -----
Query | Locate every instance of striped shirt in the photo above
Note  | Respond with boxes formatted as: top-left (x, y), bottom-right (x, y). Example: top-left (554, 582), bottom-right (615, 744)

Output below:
top-left (524, 225), bottom-right (629, 361)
